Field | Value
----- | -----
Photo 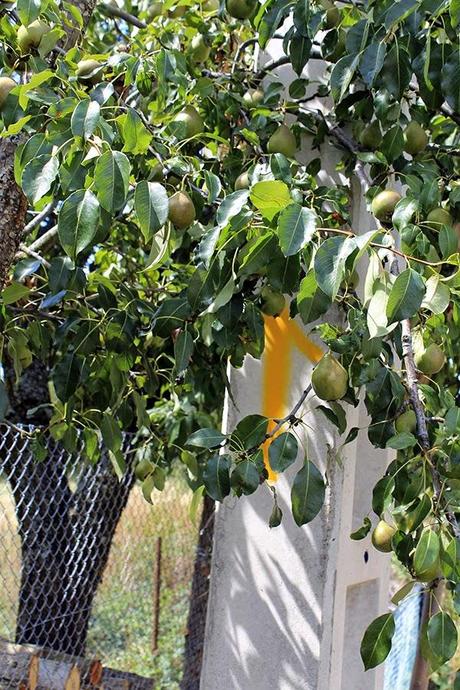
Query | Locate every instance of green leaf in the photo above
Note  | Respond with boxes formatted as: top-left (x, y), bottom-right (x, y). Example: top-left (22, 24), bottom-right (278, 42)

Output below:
top-left (268, 432), bottom-right (298, 472)
top-left (52, 352), bottom-right (81, 402)
top-left (441, 53), bottom-right (460, 113)
top-left (134, 181), bottom-right (169, 241)
top-left (427, 612), bottom-right (458, 665)
top-left (232, 415), bottom-right (269, 450)
top-left (386, 431), bottom-right (417, 449)
top-left (386, 268), bottom-right (425, 323)
top-left (277, 203), bottom-right (317, 256)
top-left (174, 328), bottom-right (193, 376)
top-left (203, 454), bottom-right (231, 501)
top-left (189, 485), bottom-right (205, 523)
top-left (217, 190), bottom-right (249, 227)
top-left (421, 275), bottom-right (450, 314)
top-left (145, 226), bottom-right (170, 269)
top-left (289, 32), bottom-right (312, 76)
top-left (350, 517), bottom-right (372, 540)
top-left (187, 428), bottom-right (226, 449)
top-left (204, 171), bottom-right (221, 204)
top-left (153, 297), bottom-right (191, 337)
top-left (93, 149), bottom-right (131, 213)
top-left (71, 100), bottom-right (100, 139)
top-left (22, 154), bottom-right (59, 205)
top-left (360, 613), bottom-right (395, 670)
top-left (331, 55), bottom-right (359, 102)
top-left (392, 197), bottom-right (418, 230)
top-left (1, 282), bottom-right (31, 305)
top-left (381, 43), bottom-right (412, 99)
top-left (414, 528), bottom-right (440, 579)
top-left (291, 459), bottom-right (325, 526)
top-left (314, 236), bottom-right (356, 299)
top-left (384, 0), bottom-right (419, 28)
top-left (231, 459), bottom-right (260, 495)
top-left (297, 271), bottom-right (331, 324)
top-left (17, 0), bottom-right (42, 25)
top-left (439, 224), bottom-right (458, 259)
top-left (101, 412), bottom-right (123, 453)
top-left (360, 41), bottom-right (386, 87)
top-left (381, 125), bottom-right (404, 163)
top-left (250, 181), bottom-right (291, 221)
top-left (58, 189), bottom-right (100, 260)
top-left (118, 108), bottom-right (152, 155)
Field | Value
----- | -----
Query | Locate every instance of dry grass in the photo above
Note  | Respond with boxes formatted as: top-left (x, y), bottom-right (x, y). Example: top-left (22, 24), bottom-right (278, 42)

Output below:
top-left (0, 473), bottom-right (200, 687)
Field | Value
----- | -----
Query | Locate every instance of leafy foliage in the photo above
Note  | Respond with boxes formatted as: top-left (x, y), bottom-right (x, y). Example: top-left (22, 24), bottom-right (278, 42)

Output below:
top-left (1, 0), bottom-right (460, 678)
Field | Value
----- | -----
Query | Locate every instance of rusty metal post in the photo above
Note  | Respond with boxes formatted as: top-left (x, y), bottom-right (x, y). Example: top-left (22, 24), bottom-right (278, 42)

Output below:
top-left (152, 536), bottom-right (162, 654)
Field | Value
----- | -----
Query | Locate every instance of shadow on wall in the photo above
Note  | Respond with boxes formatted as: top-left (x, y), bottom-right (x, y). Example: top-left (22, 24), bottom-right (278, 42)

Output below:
top-left (201, 354), bottom-right (342, 690)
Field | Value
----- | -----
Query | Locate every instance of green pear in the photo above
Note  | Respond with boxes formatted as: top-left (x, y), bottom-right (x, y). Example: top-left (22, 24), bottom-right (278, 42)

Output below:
top-left (173, 105), bottom-right (204, 140)
top-left (371, 520), bottom-right (396, 553)
top-left (225, 0), bottom-right (257, 18)
top-left (0, 76), bottom-right (16, 109)
top-left (426, 207), bottom-right (452, 229)
top-left (319, 0), bottom-right (340, 27)
top-left (76, 59), bottom-right (103, 83)
top-left (168, 191), bottom-right (196, 229)
top-left (267, 124), bottom-right (297, 158)
top-left (190, 34), bottom-right (211, 63)
top-left (17, 20), bottom-right (50, 53)
top-left (404, 121), bottom-right (428, 156)
top-left (234, 171), bottom-right (250, 190)
top-left (359, 121), bottom-right (382, 150)
top-left (371, 190), bottom-right (402, 223)
top-left (395, 409), bottom-right (417, 434)
top-left (260, 287), bottom-right (285, 317)
top-left (243, 88), bottom-right (264, 108)
top-left (311, 352), bottom-right (348, 401)
top-left (414, 343), bottom-right (445, 376)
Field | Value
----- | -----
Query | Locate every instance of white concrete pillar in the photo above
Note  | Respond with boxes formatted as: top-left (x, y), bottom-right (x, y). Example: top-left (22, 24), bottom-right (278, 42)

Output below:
top-left (200, 32), bottom-right (391, 690)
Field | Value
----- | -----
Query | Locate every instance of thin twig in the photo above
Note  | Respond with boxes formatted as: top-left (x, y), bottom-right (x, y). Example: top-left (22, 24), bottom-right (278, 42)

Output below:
top-left (100, 2), bottom-right (147, 28)
top-left (27, 225), bottom-right (58, 252)
top-left (401, 319), bottom-right (460, 539)
top-left (17, 243), bottom-right (51, 268)
top-left (22, 200), bottom-right (57, 237)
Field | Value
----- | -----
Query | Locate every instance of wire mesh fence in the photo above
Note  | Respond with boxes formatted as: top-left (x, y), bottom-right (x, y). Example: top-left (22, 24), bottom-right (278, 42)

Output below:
top-left (0, 424), bottom-right (212, 689)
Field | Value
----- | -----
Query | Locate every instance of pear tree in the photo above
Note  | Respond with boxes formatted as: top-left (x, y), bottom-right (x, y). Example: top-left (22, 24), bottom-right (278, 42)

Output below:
top-left (0, 0), bottom-right (460, 682)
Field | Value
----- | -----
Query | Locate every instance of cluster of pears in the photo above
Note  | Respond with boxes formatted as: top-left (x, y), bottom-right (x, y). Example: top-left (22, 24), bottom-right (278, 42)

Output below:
top-left (311, 352), bottom-right (348, 401)
top-left (360, 119), bottom-right (428, 157)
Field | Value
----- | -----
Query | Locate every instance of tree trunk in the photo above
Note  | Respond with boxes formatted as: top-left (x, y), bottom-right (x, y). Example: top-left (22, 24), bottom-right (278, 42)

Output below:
top-left (0, 136), bottom-right (28, 290)
top-left (0, 427), bottom-right (136, 655)
top-left (181, 495), bottom-right (215, 690)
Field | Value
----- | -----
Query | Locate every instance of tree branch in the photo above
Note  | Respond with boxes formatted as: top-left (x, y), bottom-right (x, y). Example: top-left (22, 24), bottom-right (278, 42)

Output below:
top-left (100, 3), bottom-right (147, 29)
top-left (400, 319), bottom-right (460, 540)
top-left (22, 200), bottom-right (57, 238)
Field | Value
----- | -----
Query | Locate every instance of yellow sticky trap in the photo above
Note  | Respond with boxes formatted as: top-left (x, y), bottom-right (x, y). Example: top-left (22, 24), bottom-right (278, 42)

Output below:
top-left (261, 308), bottom-right (323, 482)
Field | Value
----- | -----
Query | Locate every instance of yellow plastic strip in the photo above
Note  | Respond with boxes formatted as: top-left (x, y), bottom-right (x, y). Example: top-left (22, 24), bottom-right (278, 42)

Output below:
top-left (261, 308), bottom-right (323, 482)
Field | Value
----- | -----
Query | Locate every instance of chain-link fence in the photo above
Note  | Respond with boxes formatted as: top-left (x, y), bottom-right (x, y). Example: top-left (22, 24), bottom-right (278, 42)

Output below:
top-left (0, 425), bottom-right (213, 689)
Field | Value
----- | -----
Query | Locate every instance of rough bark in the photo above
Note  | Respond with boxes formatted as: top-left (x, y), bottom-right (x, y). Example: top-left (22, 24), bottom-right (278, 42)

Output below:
top-left (0, 136), bottom-right (28, 290)
top-left (181, 495), bottom-right (215, 690)
top-left (0, 0), bottom-right (98, 290)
